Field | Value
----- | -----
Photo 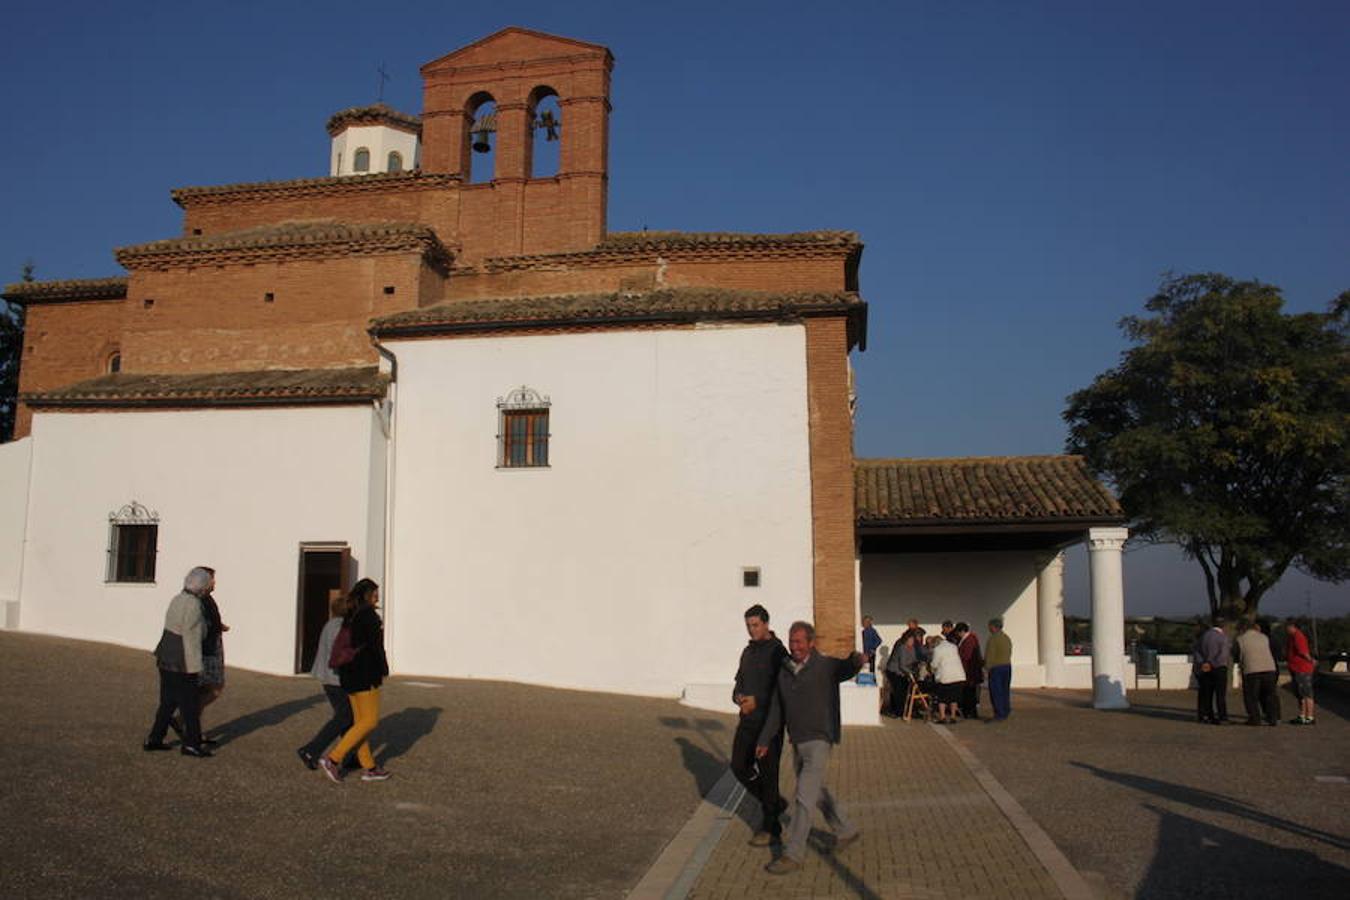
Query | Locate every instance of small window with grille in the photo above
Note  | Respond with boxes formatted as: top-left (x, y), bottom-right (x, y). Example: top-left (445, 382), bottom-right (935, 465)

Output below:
top-left (497, 386), bottom-right (551, 468)
top-left (107, 501), bottom-right (159, 583)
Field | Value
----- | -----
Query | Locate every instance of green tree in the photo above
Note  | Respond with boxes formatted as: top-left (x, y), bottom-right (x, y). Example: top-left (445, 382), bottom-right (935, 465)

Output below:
top-left (0, 261), bottom-right (33, 442)
top-left (1065, 273), bottom-right (1348, 620)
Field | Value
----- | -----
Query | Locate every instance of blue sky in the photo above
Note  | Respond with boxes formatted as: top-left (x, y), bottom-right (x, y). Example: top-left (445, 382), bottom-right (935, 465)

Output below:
top-left (2, 1), bottom-right (1346, 616)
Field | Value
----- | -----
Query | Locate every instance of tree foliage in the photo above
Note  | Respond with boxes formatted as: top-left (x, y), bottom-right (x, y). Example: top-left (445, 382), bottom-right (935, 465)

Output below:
top-left (1065, 273), bottom-right (1348, 620)
top-left (0, 262), bottom-right (32, 442)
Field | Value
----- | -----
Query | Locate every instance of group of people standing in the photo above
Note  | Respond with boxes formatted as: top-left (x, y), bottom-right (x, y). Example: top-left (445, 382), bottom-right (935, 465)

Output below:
top-left (874, 617), bottom-right (1014, 723)
top-left (143, 567), bottom-right (393, 781)
top-left (1193, 617), bottom-right (1318, 727)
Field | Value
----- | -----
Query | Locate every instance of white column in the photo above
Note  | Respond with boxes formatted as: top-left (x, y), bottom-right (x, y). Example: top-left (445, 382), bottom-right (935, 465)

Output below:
top-left (1036, 552), bottom-right (1066, 688)
top-left (1088, 527), bottom-right (1130, 709)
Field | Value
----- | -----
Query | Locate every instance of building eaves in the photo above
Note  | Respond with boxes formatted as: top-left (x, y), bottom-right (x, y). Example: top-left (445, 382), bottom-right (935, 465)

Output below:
top-left (170, 171), bottom-right (459, 208)
top-left (599, 230), bottom-right (859, 251)
top-left (1, 277), bottom-right (128, 305)
top-left (114, 220), bottom-right (453, 273)
top-left (24, 366), bottom-right (389, 409)
top-left (326, 103), bottom-right (422, 137)
top-left (371, 288), bottom-right (866, 345)
top-left (855, 456), bottom-right (1124, 526)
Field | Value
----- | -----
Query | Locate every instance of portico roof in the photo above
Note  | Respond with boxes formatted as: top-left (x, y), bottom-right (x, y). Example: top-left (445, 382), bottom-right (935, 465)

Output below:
top-left (856, 455), bottom-right (1124, 531)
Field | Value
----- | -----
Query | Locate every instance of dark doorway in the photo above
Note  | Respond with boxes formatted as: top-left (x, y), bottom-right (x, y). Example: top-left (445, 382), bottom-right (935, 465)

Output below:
top-left (296, 543), bottom-right (350, 674)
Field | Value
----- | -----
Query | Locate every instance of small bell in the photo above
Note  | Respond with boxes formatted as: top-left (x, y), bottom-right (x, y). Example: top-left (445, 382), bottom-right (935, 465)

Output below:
top-left (470, 110), bottom-right (497, 154)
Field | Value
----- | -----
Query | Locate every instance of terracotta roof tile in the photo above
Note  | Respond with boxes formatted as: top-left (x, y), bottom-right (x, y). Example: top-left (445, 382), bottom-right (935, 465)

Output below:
top-left (371, 287), bottom-right (865, 338)
top-left (598, 231), bottom-right (859, 251)
top-left (170, 171), bottom-right (458, 206)
top-left (326, 103), bottom-right (422, 137)
top-left (2, 277), bottom-right (128, 304)
top-left (114, 220), bottom-right (452, 272)
top-left (855, 456), bottom-right (1123, 524)
top-left (24, 367), bottom-right (388, 408)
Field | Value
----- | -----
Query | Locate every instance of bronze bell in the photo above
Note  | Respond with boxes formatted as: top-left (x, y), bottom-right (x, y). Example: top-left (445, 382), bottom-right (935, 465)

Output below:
top-left (470, 110), bottom-right (497, 154)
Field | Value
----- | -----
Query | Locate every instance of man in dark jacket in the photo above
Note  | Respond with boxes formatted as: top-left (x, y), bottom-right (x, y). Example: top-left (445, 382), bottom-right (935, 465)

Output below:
top-left (730, 604), bottom-right (789, 846)
top-left (755, 621), bottom-right (863, 875)
top-left (954, 622), bottom-right (984, 719)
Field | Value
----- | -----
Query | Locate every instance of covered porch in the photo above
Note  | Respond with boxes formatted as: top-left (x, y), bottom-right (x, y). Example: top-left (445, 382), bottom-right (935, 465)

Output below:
top-left (855, 455), bottom-right (1132, 709)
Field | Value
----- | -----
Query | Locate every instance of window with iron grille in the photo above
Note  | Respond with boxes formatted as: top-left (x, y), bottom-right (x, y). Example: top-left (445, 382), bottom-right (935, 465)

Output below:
top-left (107, 502), bottom-right (159, 583)
top-left (497, 386), bottom-right (551, 468)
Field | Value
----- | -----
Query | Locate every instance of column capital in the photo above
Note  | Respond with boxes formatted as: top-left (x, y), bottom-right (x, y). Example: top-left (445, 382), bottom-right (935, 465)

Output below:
top-left (1087, 527), bottom-right (1129, 552)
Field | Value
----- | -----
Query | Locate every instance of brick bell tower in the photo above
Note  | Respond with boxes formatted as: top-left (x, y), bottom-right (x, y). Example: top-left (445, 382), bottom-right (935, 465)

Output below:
top-left (419, 27), bottom-right (613, 261)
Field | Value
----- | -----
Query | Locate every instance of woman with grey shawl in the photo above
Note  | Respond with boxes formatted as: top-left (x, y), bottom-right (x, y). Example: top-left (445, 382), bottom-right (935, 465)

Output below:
top-left (144, 566), bottom-right (216, 757)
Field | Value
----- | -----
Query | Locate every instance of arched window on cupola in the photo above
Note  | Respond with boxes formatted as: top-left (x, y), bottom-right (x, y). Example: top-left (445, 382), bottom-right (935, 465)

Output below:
top-left (107, 351), bottom-right (121, 374)
top-left (353, 147), bottom-right (371, 172)
top-left (528, 87), bottom-right (562, 179)
top-left (466, 93), bottom-right (497, 184)
top-left (387, 151), bottom-right (403, 173)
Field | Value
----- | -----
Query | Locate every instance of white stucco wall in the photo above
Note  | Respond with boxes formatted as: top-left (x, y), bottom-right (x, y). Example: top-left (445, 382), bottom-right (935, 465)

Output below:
top-left (0, 437), bottom-right (33, 626)
top-left (860, 551), bottom-right (1044, 686)
top-left (18, 406), bottom-right (381, 673)
top-left (331, 125), bottom-right (420, 176)
top-left (385, 324), bottom-right (815, 697)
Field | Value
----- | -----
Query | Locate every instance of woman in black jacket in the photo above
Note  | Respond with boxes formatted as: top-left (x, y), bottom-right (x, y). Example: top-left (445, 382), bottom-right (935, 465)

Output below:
top-left (320, 579), bottom-right (391, 783)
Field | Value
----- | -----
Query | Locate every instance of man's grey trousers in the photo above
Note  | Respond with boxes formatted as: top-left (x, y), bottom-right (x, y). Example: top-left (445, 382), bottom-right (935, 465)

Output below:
top-left (783, 739), bottom-right (857, 862)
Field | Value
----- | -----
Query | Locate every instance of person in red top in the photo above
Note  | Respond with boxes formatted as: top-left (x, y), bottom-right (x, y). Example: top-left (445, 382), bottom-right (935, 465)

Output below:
top-left (1284, 619), bottom-right (1317, 725)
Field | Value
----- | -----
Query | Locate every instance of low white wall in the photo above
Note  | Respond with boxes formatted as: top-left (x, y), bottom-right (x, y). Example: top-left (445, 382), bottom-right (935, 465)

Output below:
top-left (0, 437), bottom-right (33, 627)
top-left (860, 551), bottom-right (1042, 685)
top-left (386, 325), bottom-right (815, 698)
top-left (19, 406), bottom-right (380, 673)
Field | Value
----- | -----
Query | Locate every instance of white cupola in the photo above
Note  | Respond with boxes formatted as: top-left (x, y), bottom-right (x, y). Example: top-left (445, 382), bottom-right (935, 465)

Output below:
top-left (326, 103), bottom-right (422, 177)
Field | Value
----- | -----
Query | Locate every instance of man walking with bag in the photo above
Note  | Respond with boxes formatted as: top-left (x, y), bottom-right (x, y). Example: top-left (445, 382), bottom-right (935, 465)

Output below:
top-left (755, 621), bottom-right (863, 875)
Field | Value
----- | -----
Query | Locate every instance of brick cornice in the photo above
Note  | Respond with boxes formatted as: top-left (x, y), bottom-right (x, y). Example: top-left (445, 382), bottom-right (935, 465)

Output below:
top-left (2, 276), bottom-right (127, 305)
top-left (115, 222), bottom-right (453, 273)
top-left (170, 171), bottom-right (460, 209)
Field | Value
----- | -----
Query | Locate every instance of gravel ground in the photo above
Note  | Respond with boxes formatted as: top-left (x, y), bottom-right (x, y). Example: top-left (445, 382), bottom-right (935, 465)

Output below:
top-left (948, 682), bottom-right (1350, 899)
top-left (0, 631), bottom-right (737, 899)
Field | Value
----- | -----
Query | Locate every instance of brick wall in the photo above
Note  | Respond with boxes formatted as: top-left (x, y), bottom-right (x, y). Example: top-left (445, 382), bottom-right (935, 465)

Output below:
top-left (14, 299), bottom-right (128, 437)
top-left (804, 316), bottom-right (857, 655)
top-left (117, 254), bottom-right (425, 374)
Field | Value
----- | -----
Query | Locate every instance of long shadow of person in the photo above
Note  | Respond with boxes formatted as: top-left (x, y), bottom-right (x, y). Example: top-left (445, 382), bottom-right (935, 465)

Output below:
top-left (1137, 803), bottom-right (1350, 897)
top-left (1070, 761), bottom-right (1350, 851)
top-left (210, 695), bottom-right (323, 747)
top-left (373, 706), bottom-right (442, 765)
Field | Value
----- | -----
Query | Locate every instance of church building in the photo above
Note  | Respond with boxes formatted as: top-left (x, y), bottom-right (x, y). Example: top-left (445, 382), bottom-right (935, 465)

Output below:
top-left (0, 28), bottom-right (1133, 715)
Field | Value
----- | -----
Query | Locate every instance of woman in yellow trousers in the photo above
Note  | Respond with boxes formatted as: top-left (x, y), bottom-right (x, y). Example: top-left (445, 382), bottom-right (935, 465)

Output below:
top-left (320, 578), bottom-right (391, 783)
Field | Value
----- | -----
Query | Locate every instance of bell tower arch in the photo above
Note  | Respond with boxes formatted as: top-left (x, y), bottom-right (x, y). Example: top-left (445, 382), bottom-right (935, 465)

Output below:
top-left (420, 27), bottom-right (613, 260)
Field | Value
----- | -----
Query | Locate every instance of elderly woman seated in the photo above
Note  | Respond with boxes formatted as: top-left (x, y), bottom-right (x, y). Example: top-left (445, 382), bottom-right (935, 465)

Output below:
top-left (883, 628), bottom-right (923, 718)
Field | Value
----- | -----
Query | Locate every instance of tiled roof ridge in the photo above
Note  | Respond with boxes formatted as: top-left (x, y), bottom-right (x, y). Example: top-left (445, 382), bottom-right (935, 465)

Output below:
top-left (601, 230), bottom-right (859, 248)
top-left (114, 220), bottom-right (452, 272)
top-left (372, 287), bottom-right (863, 335)
top-left (25, 366), bottom-right (388, 407)
top-left (854, 455), bottom-right (1123, 523)
top-left (170, 171), bottom-right (458, 206)
top-left (372, 287), bottom-right (867, 348)
top-left (2, 276), bottom-right (128, 303)
top-left (465, 232), bottom-right (862, 274)
top-left (326, 103), bottom-right (422, 137)
top-left (857, 454), bottom-right (1085, 466)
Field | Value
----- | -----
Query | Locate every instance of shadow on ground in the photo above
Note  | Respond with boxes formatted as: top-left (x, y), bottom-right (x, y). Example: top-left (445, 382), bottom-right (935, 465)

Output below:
top-left (374, 706), bottom-right (442, 765)
top-left (1137, 804), bottom-right (1350, 899)
top-left (209, 695), bottom-right (322, 746)
top-left (1071, 762), bottom-right (1350, 852)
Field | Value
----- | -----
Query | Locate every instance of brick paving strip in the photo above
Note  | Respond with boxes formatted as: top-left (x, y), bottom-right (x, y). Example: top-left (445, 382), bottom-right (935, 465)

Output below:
top-left (632, 720), bottom-right (1093, 899)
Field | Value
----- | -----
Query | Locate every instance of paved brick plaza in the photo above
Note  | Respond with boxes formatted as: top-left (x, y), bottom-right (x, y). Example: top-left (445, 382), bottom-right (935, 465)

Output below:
top-left (3, 631), bottom-right (1346, 898)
